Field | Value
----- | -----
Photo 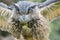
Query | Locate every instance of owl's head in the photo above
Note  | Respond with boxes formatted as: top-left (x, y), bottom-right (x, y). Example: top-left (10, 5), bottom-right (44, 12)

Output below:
top-left (9, 1), bottom-right (42, 23)
top-left (9, 0), bottom-right (57, 23)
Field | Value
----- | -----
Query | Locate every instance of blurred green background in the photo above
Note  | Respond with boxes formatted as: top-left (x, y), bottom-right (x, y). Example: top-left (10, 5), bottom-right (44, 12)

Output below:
top-left (0, 0), bottom-right (60, 40)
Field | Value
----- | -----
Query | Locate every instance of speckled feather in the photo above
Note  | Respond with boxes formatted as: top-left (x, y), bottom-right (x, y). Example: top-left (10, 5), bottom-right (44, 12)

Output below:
top-left (0, 1), bottom-right (60, 40)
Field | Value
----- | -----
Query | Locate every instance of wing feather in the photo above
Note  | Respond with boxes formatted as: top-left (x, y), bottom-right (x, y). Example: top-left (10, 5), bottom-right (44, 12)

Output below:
top-left (0, 6), bottom-right (12, 32)
top-left (40, 1), bottom-right (60, 21)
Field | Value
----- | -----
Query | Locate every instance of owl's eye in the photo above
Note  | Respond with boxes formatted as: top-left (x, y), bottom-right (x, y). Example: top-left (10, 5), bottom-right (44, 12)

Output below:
top-left (27, 5), bottom-right (36, 15)
top-left (27, 8), bottom-right (31, 15)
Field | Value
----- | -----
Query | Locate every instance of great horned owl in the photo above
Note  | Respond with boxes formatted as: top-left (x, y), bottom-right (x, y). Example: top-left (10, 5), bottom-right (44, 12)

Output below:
top-left (6, 1), bottom-right (50, 40)
top-left (8, 0), bottom-right (59, 40)
top-left (0, 0), bottom-right (60, 40)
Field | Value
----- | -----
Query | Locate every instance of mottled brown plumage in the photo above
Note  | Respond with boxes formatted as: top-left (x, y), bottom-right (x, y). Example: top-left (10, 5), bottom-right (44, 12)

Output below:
top-left (0, 1), bottom-right (60, 40)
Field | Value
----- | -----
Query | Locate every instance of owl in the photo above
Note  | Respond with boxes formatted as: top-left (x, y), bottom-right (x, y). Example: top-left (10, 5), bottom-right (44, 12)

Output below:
top-left (7, 0), bottom-right (58, 40)
top-left (0, 0), bottom-right (60, 40)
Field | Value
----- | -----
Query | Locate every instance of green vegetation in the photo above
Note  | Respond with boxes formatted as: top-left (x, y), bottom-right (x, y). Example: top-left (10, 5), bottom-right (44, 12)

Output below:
top-left (50, 17), bottom-right (60, 40)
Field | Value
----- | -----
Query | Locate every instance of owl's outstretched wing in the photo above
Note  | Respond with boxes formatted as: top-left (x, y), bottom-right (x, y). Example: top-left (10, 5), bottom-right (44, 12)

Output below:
top-left (29, 1), bottom-right (60, 40)
top-left (0, 4), bottom-right (12, 32)
top-left (40, 1), bottom-right (60, 22)
top-left (0, 2), bottom-right (8, 8)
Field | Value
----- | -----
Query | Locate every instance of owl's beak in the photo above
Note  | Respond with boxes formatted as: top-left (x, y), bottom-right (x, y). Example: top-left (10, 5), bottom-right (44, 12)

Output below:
top-left (22, 15), bottom-right (25, 20)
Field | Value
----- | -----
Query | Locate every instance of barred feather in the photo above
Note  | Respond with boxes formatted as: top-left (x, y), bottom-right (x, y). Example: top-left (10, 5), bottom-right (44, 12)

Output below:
top-left (0, 1), bottom-right (60, 40)
top-left (41, 1), bottom-right (60, 22)
top-left (0, 6), bottom-right (12, 31)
